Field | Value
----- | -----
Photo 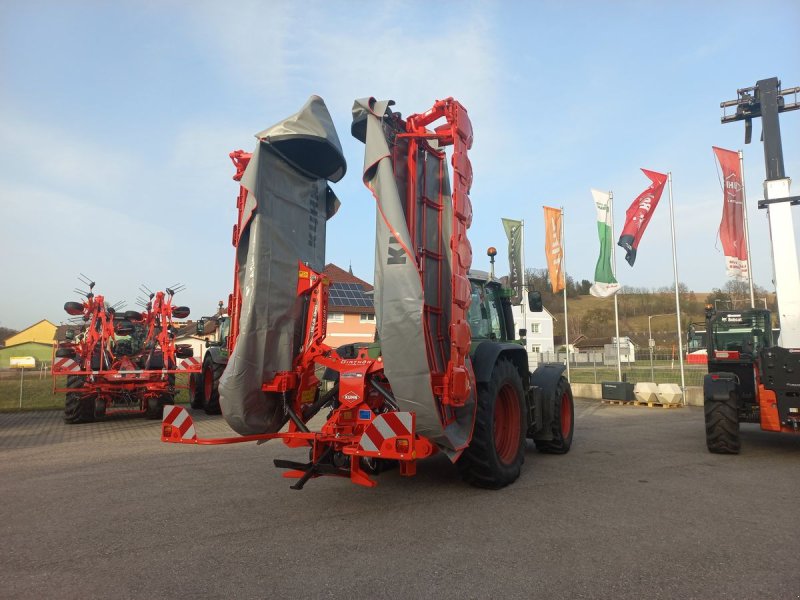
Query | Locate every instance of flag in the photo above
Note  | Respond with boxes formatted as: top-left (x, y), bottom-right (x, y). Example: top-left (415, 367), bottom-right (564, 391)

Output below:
top-left (502, 218), bottom-right (523, 304)
top-left (589, 190), bottom-right (620, 297)
top-left (543, 206), bottom-right (565, 293)
top-left (712, 146), bottom-right (748, 281)
top-left (617, 169), bottom-right (668, 266)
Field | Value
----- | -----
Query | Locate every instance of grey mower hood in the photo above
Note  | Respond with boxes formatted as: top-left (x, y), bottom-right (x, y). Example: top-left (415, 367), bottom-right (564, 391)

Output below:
top-left (255, 96), bottom-right (347, 183)
top-left (219, 95), bottom-right (345, 436)
top-left (352, 97), bottom-right (476, 456)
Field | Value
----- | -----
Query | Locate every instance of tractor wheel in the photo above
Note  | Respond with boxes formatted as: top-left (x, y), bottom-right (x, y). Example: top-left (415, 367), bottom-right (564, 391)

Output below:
top-left (64, 375), bottom-right (95, 424)
top-left (146, 351), bottom-right (165, 370)
top-left (457, 358), bottom-right (526, 489)
top-left (55, 347), bottom-right (76, 359)
top-left (189, 373), bottom-right (204, 409)
top-left (704, 391), bottom-right (740, 454)
top-left (202, 357), bottom-right (225, 415)
top-left (535, 377), bottom-right (575, 454)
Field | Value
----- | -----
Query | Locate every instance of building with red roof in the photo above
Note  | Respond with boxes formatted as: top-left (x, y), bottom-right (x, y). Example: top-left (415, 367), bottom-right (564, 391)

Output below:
top-left (322, 263), bottom-right (376, 347)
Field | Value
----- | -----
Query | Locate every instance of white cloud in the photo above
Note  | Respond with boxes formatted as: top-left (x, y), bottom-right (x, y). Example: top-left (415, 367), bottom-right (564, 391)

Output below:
top-left (186, 0), bottom-right (301, 101)
top-left (0, 113), bottom-right (139, 197)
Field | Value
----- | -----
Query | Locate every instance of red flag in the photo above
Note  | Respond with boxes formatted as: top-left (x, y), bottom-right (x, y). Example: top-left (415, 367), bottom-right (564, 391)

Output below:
top-left (712, 146), bottom-right (748, 281)
top-left (617, 169), bottom-right (668, 266)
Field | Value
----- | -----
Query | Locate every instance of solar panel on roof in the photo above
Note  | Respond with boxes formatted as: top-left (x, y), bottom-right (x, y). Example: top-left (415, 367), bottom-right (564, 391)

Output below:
top-left (326, 281), bottom-right (373, 308)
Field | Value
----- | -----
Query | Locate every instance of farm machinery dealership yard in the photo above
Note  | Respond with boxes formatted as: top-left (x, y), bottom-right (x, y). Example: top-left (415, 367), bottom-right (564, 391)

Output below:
top-left (2, 2), bottom-right (800, 596)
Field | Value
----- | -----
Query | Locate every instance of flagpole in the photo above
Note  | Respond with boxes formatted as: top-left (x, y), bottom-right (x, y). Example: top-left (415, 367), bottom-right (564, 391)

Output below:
top-left (609, 190), bottom-right (622, 380)
top-left (561, 206), bottom-right (570, 381)
top-left (667, 172), bottom-right (686, 403)
top-left (521, 219), bottom-right (527, 340)
top-left (739, 150), bottom-right (756, 308)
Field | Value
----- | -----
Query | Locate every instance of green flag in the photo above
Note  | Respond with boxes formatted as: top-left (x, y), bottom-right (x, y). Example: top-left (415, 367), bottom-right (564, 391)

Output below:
top-left (502, 218), bottom-right (523, 304)
top-left (590, 190), bottom-right (620, 298)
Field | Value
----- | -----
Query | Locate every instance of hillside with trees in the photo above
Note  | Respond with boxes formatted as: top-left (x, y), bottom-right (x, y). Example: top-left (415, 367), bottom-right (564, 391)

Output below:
top-left (524, 268), bottom-right (777, 350)
top-left (0, 327), bottom-right (19, 347)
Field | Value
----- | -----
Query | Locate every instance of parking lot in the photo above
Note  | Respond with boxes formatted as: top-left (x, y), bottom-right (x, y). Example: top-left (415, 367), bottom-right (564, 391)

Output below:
top-left (1, 398), bottom-right (798, 599)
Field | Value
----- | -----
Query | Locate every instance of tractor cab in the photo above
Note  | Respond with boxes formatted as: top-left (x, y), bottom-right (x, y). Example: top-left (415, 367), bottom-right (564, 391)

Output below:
top-left (467, 277), bottom-right (512, 343)
top-left (466, 270), bottom-right (541, 348)
top-left (707, 308), bottom-right (772, 356)
top-left (705, 307), bottom-right (773, 403)
top-left (196, 314), bottom-right (230, 350)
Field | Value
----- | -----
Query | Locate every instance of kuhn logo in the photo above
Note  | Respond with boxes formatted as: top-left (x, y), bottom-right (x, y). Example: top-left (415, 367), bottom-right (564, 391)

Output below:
top-left (387, 235), bottom-right (406, 265)
top-left (343, 391), bottom-right (360, 401)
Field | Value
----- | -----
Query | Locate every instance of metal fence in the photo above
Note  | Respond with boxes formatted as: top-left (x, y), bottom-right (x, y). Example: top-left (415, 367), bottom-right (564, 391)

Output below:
top-left (531, 351), bottom-right (706, 386)
top-left (0, 369), bottom-right (191, 411)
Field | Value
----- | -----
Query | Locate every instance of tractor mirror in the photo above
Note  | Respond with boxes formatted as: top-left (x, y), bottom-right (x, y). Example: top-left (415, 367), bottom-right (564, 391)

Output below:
top-left (196, 320), bottom-right (205, 335)
top-left (518, 328), bottom-right (527, 338)
top-left (528, 291), bottom-right (543, 313)
top-left (64, 301), bottom-right (84, 316)
top-left (65, 329), bottom-right (75, 341)
top-left (172, 306), bottom-right (190, 319)
top-left (176, 344), bottom-right (193, 359)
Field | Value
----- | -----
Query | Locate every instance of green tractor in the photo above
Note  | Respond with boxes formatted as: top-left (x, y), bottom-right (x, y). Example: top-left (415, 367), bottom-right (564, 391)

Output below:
top-left (189, 306), bottom-right (229, 415)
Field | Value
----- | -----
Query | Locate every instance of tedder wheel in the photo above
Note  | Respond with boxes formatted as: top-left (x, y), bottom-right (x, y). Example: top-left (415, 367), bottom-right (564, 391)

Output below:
top-left (704, 390), bottom-right (740, 454)
top-left (64, 375), bottom-right (94, 424)
top-left (146, 394), bottom-right (175, 419)
top-left (147, 371), bottom-right (177, 419)
top-left (202, 356), bottom-right (226, 415)
top-left (457, 358), bottom-right (526, 489)
top-left (535, 376), bottom-right (574, 454)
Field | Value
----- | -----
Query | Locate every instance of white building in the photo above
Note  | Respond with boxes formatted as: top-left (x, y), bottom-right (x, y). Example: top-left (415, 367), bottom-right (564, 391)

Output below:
top-left (511, 305), bottom-right (555, 366)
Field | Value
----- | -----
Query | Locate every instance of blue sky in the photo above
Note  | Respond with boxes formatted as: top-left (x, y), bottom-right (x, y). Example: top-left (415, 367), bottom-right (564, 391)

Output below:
top-left (1, 0), bottom-right (799, 329)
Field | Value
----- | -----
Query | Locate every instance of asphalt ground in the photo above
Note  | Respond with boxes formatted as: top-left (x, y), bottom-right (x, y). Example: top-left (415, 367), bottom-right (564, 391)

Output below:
top-left (0, 399), bottom-right (798, 599)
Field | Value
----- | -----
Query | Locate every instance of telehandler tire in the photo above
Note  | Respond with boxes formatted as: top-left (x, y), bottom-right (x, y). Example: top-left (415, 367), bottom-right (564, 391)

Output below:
top-left (64, 375), bottom-right (95, 424)
top-left (535, 376), bottom-right (574, 454)
top-left (458, 358), bottom-right (526, 489)
top-left (704, 392), bottom-right (740, 454)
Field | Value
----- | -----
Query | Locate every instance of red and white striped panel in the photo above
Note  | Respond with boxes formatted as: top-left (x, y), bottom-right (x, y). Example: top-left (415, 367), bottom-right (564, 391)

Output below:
top-left (358, 411), bottom-right (413, 453)
top-left (177, 357), bottom-right (201, 371)
top-left (162, 405), bottom-right (197, 441)
top-left (52, 357), bottom-right (81, 373)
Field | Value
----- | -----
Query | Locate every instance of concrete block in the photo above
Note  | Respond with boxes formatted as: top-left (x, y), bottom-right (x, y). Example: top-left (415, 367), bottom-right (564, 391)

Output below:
top-left (657, 383), bottom-right (683, 405)
top-left (684, 386), bottom-right (703, 406)
top-left (634, 382), bottom-right (659, 403)
top-left (571, 383), bottom-right (601, 400)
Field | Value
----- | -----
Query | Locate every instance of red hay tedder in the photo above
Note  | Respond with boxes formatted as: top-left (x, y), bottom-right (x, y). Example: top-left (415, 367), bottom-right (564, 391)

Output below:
top-left (53, 276), bottom-right (200, 423)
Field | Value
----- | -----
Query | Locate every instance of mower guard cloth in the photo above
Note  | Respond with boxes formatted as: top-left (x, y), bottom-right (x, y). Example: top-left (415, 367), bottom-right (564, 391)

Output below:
top-left (352, 97), bottom-right (475, 456)
top-left (219, 96), bottom-right (345, 435)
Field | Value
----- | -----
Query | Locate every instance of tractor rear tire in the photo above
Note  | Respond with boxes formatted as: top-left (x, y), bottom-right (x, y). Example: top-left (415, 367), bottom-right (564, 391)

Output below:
top-left (704, 392), bottom-right (740, 454)
top-left (535, 377), bottom-right (574, 454)
top-left (189, 373), bottom-right (204, 409)
top-left (55, 347), bottom-right (76, 359)
top-left (202, 357), bottom-right (225, 415)
top-left (64, 375), bottom-right (94, 424)
top-left (457, 358), bottom-right (526, 489)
